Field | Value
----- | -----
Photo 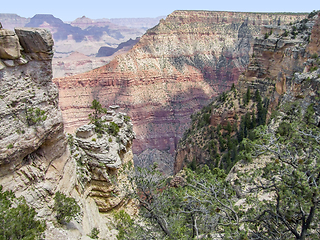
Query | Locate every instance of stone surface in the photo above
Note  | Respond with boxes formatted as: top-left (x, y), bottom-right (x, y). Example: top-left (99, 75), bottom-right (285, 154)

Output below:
top-left (54, 11), bottom-right (307, 170)
top-left (15, 27), bottom-right (54, 60)
top-left (307, 13), bottom-right (320, 55)
top-left (76, 124), bottom-right (95, 138)
top-left (0, 27), bottom-right (137, 239)
top-left (70, 109), bottom-right (136, 212)
top-left (174, 13), bottom-right (320, 173)
top-left (0, 29), bottom-right (20, 59)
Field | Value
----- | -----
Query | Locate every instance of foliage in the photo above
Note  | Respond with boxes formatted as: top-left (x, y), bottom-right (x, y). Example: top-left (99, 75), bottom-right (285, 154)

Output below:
top-left (53, 192), bottom-right (80, 224)
top-left (238, 112), bottom-right (320, 239)
top-left (114, 210), bottom-right (137, 240)
top-left (0, 186), bottom-right (46, 240)
top-left (107, 122), bottom-right (120, 137)
top-left (308, 10), bottom-right (320, 19)
top-left (7, 143), bottom-right (13, 149)
top-left (264, 31), bottom-right (272, 39)
top-left (87, 227), bottom-right (100, 239)
top-left (67, 133), bottom-right (75, 149)
top-left (311, 53), bottom-right (319, 59)
top-left (219, 91), bottom-right (228, 102)
top-left (120, 163), bottom-right (243, 239)
top-left (123, 115), bottom-right (131, 123)
top-left (26, 107), bottom-right (47, 126)
top-left (89, 99), bottom-right (107, 133)
top-left (89, 99), bottom-right (107, 122)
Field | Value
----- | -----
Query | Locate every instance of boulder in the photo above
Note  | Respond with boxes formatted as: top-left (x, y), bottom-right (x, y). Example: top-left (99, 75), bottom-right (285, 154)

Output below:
top-left (15, 28), bottom-right (54, 60)
top-left (76, 124), bottom-right (95, 138)
top-left (2, 59), bottom-right (14, 67)
top-left (0, 29), bottom-right (20, 60)
top-left (101, 115), bottom-right (113, 122)
top-left (0, 60), bottom-right (6, 70)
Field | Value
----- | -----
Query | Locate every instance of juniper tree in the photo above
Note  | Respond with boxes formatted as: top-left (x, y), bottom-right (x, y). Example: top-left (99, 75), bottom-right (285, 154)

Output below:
top-left (239, 114), bottom-right (320, 240)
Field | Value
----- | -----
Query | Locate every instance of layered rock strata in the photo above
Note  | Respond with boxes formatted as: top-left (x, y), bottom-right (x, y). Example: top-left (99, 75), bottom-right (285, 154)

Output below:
top-left (174, 13), bottom-right (320, 173)
top-left (0, 27), bottom-right (58, 169)
top-left (0, 27), bottom-right (136, 239)
top-left (54, 11), bottom-right (307, 171)
top-left (1, 13), bottom-right (160, 77)
top-left (69, 108), bottom-right (136, 212)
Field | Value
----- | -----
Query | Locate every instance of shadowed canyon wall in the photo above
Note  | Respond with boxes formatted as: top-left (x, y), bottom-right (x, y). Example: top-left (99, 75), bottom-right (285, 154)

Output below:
top-left (174, 13), bottom-right (320, 174)
top-left (54, 11), bottom-right (307, 171)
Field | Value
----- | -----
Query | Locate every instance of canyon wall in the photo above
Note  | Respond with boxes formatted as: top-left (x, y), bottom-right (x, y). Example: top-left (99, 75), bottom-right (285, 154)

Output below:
top-left (174, 13), bottom-right (320, 173)
top-left (54, 11), bottom-right (307, 172)
top-left (0, 26), bottom-right (136, 239)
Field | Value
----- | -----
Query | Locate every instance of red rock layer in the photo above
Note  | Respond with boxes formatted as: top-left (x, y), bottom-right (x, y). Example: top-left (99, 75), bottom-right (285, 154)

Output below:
top-left (54, 11), bottom-right (307, 156)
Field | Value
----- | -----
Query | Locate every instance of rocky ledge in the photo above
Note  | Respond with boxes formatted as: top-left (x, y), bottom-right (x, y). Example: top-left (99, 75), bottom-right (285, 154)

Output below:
top-left (69, 107), bottom-right (136, 212)
top-left (0, 26), bottom-right (62, 175)
top-left (0, 25), bottom-right (137, 239)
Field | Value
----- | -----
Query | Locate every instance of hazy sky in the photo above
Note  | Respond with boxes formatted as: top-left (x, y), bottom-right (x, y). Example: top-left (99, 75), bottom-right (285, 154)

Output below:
top-left (1, 0), bottom-right (319, 21)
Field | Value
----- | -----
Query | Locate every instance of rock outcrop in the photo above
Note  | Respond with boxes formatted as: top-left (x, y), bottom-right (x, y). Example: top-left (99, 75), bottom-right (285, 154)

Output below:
top-left (0, 26), bottom-right (136, 239)
top-left (96, 37), bottom-right (140, 57)
top-left (0, 27), bottom-right (59, 169)
top-left (54, 11), bottom-right (307, 171)
top-left (69, 109), bottom-right (136, 212)
top-left (0, 29), bottom-right (20, 60)
top-left (174, 13), bottom-right (320, 174)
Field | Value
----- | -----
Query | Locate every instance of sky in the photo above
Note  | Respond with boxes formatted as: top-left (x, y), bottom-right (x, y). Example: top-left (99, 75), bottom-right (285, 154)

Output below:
top-left (1, 0), bottom-right (319, 21)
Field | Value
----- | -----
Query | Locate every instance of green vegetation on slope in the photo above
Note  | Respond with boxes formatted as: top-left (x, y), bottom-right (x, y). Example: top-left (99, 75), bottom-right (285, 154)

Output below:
top-left (179, 85), bottom-right (269, 173)
top-left (0, 186), bottom-right (46, 240)
top-left (116, 94), bottom-right (320, 239)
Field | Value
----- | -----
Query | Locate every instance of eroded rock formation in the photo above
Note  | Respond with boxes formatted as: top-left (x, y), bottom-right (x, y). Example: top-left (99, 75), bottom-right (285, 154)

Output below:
top-left (174, 13), bottom-right (320, 174)
top-left (69, 109), bottom-right (136, 212)
top-left (0, 26), bottom-right (136, 239)
top-left (54, 11), bottom-right (307, 171)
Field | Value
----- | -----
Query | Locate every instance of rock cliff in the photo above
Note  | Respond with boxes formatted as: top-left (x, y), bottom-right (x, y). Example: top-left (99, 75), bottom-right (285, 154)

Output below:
top-left (0, 26), bottom-right (136, 239)
top-left (54, 11), bottom-right (307, 172)
top-left (174, 12), bottom-right (320, 174)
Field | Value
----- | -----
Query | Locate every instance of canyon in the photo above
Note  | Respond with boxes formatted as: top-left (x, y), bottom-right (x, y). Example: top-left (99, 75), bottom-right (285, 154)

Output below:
top-left (1, 9), bottom-right (319, 239)
top-left (54, 10), bottom-right (307, 172)
top-left (0, 13), bottom-right (162, 78)
top-left (174, 12), bottom-right (320, 173)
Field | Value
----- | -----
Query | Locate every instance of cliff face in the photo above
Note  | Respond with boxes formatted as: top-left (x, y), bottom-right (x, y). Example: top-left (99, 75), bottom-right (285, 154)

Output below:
top-left (0, 27), bottom-right (136, 239)
top-left (54, 11), bottom-right (306, 171)
top-left (0, 27), bottom-right (62, 173)
top-left (174, 13), bottom-right (320, 174)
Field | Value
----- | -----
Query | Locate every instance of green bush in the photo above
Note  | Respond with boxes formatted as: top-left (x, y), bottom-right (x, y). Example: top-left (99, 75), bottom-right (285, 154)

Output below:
top-left (26, 107), bottom-right (47, 126)
top-left (0, 185), bottom-right (46, 239)
top-left (308, 10), bottom-right (320, 19)
top-left (108, 122), bottom-right (120, 137)
top-left (88, 227), bottom-right (100, 239)
top-left (123, 115), bottom-right (131, 123)
top-left (7, 143), bottom-right (13, 149)
top-left (114, 210), bottom-right (134, 240)
top-left (54, 192), bottom-right (80, 224)
top-left (276, 121), bottom-right (293, 138)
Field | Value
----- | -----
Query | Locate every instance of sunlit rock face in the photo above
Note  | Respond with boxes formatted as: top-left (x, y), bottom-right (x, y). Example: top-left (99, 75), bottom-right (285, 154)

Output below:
top-left (54, 11), bottom-right (306, 171)
top-left (0, 26), bottom-right (137, 239)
